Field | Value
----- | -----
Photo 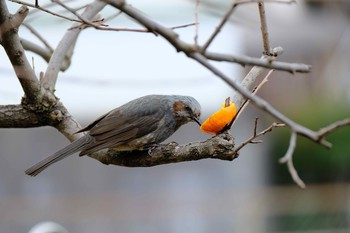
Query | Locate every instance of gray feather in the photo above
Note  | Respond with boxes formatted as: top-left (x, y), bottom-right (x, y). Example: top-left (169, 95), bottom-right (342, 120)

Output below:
top-left (25, 135), bottom-right (93, 176)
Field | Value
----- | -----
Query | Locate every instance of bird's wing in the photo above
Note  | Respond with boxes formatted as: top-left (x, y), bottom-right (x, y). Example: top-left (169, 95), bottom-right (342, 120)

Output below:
top-left (80, 105), bottom-right (165, 155)
top-left (76, 112), bottom-right (110, 133)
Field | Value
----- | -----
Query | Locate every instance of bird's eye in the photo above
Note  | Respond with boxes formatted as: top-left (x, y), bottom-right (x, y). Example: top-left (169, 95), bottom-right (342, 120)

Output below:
top-left (185, 106), bottom-right (192, 112)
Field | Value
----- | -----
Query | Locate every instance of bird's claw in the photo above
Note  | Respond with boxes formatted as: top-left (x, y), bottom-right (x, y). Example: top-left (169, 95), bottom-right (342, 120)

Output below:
top-left (147, 144), bottom-right (160, 155)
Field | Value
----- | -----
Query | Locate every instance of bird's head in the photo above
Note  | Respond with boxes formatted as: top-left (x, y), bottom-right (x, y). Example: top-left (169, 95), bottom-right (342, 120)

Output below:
top-left (172, 96), bottom-right (201, 126)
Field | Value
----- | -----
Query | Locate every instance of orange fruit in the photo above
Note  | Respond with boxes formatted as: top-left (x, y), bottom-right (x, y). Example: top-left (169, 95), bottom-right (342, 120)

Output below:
top-left (200, 101), bottom-right (237, 135)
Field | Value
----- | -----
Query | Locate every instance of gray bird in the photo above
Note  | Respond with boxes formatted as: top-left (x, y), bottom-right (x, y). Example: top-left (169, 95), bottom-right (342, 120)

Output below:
top-left (25, 95), bottom-right (201, 176)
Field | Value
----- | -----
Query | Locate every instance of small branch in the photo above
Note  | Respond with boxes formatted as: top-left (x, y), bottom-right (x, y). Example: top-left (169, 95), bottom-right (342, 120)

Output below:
top-left (23, 23), bottom-right (54, 52)
top-left (278, 132), bottom-right (305, 189)
top-left (53, 0), bottom-right (108, 29)
top-left (70, 23), bottom-right (196, 33)
top-left (287, 157), bottom-right (305, 189)
top-left (204, 50), bottom-right (311, 73)
top-left (235, 0), bottom-right (296, 4)
top-left (170, 22), bottom-right (197, 30)
top-left (258, 1), bottom-right (272, 55)
top-left (279, 131), bottom-right (296, 163)
top-left (20, 38), bottom-right (71, 71)
top-left (232, 119), bottom-right (286, 156)
top-left (317, 118), bottom-right (350, 139)
top-left (69, 24), bottom-right (152, 33)
top-left (20, 38), bottom-right (51, 63)
top-left (9, 0), bottom-right (83, 23)
top-left (201, 2), bottom-right (237, 52)
top-left (194, 0), bottom-right (199, 46)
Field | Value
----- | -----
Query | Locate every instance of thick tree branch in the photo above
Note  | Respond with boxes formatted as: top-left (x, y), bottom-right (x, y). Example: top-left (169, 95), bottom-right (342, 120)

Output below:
top-left (20, 38), bottom-right (51, 61)
top-left (52, 103), bottom-right (84, 142)
top-left (0, 100), bottom-right (82, 143)
top-left (88, 132), bottom-right (236, 167)
top-left (232, 58), bottom-right (268, 107)
top-left (232, 48), bottom-right (283, 110)
top-left (230, 69), bottom-right (274, 129)
top-left (0, 105), bottom-right (44, 128)
top-left (20, 38), bottom-right (71, 71)
top-left (0, 1), bottom-right (41, 103)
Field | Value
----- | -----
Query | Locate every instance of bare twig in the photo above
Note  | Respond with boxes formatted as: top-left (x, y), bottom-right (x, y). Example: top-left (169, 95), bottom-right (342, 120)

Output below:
top-left (194, 0), bottom-right (199, 46)
top-left (278, 132), bottom-right (305, 188)
top-left (204, 51), bottom-right (311, 73)
top-left (70, 22), bottom-right (196, 32)
top-left (287, 157), bottom-right (305, 189)
top-left (9, 0), bottom-right (83, 23)
top-left (53, 0), bottom-right (108, 28)
top-left (317, 118), bottom-right (350, 139)
top-left (201, 2), bottom-right (237, 52)
top-left (232, 119), bottom-right (286, 156)
top-left (171, 23), bottom-right (197, 30)
top-left (258, 1), bottom-right (272, 55)
top-left (279, 131), bottom-right (296, 163)
top-left (23, 23), bottom-right (54, 52)
top-left (56, 0), bottom-right (192, 34)
top-left (235, 0), bottom-right (296, 4)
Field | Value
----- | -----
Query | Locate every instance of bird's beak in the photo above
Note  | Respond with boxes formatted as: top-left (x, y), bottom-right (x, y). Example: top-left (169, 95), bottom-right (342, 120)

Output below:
top-left (193, 116), bottom-right (202, 126)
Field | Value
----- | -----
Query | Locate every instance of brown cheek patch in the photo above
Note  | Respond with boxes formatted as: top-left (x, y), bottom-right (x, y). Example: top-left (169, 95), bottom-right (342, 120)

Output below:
top-left (173, 101), bottom-right (185, 112)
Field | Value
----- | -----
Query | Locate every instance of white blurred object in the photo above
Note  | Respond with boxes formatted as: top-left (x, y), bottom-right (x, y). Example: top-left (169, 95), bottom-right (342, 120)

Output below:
top-left (28, 221), bottom-right (69, 233)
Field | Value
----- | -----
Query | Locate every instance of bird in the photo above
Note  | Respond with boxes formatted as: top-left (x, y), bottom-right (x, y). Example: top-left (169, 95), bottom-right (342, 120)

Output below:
top-left (25, 94), bottom-right (201, 176)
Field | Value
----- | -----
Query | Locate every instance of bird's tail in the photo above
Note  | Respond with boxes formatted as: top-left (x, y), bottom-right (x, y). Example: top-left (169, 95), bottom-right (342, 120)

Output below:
top-left (25, 135), bottom-right (93, 176)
